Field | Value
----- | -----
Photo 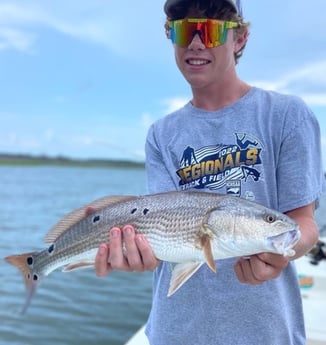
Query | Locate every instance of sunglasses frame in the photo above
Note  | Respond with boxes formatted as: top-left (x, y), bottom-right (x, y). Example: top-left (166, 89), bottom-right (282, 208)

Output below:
top-left (168, 18), bottom-right (239, 48)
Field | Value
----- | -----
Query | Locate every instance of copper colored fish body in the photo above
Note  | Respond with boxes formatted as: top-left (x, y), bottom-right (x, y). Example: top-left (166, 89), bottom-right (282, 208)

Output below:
top-left (5, 191), bottom-right (300, 312)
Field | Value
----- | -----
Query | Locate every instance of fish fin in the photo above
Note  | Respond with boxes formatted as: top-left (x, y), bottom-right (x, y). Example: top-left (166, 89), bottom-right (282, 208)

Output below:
top-left (196, 225), bottom-right (216, 273)
top-left (85, 206), bottom-right (97, 216)
top-left (63, 261), bottom-right (94, 272)
top-left (168, 262), bottom-right (203, 297)
top-left (44, 195), bottom-right (137, 243)
top-left (201, 233), bottom-right (216, 273)
top-left (5, 252), bottom-right (42, 314)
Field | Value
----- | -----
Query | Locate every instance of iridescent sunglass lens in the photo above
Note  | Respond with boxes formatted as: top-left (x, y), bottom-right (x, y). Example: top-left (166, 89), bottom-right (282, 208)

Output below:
top-left (169, 18), bottom-right (238, 48)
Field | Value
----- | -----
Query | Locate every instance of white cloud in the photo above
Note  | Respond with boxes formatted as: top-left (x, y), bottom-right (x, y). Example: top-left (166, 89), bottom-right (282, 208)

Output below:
top-left (141, 113), bottom-right (154, 131)
top-left (251, 60), bottom-right (326, 106)
top-left (278, 61), bottom-right (326, 91)
top-left (164, 97), bottom-right (189, 114)
top-left (0, 0), bottom-right (168, 58)
top-left (0, 26), bottom-right (36, 52)
top-left (300, 94), bottom-right (326, 107)
top-left (0, 3), bottom-right (42, 23)
top-left (44, 130), bottom-right (55, 142)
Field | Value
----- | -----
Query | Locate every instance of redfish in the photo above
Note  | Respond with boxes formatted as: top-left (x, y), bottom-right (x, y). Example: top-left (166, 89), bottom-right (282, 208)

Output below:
top-left (5, 191), bottom-right (300, 313)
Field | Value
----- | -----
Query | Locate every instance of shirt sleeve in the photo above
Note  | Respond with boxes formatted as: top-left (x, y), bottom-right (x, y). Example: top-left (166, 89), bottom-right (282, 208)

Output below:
top-left (277, 103), bottom-right (325, 213)
top-left (145, 124), bottom-right (178, 194)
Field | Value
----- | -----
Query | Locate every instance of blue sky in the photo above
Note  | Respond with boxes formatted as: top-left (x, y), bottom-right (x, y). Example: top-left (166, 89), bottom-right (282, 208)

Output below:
top-left (1, 0), bottom-right (326, 165)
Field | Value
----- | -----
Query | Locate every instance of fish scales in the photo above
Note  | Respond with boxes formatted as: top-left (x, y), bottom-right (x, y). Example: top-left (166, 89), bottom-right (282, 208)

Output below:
top-left (128, 193), bottom-right (215, 260)
top-left (4, 190), bottom-right (300, 312)
top-left (34, 193), bottom-right (208, 271)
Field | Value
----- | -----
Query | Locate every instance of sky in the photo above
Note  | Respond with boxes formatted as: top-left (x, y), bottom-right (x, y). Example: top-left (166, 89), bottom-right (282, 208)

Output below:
top-left (0, 0), bottom-right (326, 164)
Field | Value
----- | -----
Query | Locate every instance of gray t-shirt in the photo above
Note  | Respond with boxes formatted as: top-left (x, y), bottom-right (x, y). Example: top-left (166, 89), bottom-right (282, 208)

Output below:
top-left (144, 87), bottom-right (324, 345)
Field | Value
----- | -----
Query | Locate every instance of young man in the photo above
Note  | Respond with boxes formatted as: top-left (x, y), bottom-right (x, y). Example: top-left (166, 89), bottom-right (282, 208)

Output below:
top-left (95, 0), bottom-right (324, 344)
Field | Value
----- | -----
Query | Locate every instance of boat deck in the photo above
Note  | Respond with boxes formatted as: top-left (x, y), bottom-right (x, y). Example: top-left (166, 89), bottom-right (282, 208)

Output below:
top-left (126, 326), bottom-right (326, 345)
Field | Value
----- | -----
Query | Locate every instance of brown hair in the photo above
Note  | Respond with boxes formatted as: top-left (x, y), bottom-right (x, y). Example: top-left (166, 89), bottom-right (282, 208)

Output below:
top-left (164, 0), bottom-right (250, 64)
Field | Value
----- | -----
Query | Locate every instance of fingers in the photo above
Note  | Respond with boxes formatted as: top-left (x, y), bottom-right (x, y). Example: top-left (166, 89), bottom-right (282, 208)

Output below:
top-left (109, 226), bottom-right (139, 272)
top-left (118, 226), bottom-right (159, 271)
top-left (257, 253), bottom-right (289, 269)
top-left (234, 256), bottom-right (264, 284)
top-left (95, 243), bottom-right (112, 277)
top-left (135, 234), bottom-right (160, 270)
top-left (95, 225), bottom-right (159, 276)
top-left (234, 253), bottom-right (290, 285)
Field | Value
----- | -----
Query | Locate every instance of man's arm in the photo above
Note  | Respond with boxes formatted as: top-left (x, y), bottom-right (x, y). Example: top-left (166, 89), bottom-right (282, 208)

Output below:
top-left (286, 202), bottom-right (319, 259)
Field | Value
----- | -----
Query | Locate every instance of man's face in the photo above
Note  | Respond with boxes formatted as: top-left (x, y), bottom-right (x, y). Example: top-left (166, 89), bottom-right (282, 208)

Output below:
top-left (174, 25), bottom-right (238, 90)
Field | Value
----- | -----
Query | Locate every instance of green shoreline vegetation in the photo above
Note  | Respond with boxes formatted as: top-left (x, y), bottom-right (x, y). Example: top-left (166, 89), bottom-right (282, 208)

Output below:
top-left (0, 153), bottom-right (145, 169)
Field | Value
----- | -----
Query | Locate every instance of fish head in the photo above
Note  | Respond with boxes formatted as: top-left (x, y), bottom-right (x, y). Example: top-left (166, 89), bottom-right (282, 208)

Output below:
top-left (205, 196), bottom-right (300, 257)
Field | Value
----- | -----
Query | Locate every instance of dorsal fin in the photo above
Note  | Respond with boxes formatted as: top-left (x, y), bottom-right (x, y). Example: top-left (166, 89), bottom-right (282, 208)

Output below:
top-left (44, 195), bottom-right (137, 243)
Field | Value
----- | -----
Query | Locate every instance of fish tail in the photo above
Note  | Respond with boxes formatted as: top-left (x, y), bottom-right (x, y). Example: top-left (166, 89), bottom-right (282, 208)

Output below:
top-left (5, 252), bottom-right (42, 314)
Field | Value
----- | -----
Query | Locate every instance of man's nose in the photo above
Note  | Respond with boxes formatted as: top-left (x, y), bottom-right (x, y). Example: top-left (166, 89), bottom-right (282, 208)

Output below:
top-left (188, 32), bottom-right (206, 50)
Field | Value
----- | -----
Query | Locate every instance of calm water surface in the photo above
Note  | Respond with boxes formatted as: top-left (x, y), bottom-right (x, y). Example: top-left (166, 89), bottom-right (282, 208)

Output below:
top-left (0, 166), bottom-right (152, 345)
top-left (1, 166), bottom-right (325, 345)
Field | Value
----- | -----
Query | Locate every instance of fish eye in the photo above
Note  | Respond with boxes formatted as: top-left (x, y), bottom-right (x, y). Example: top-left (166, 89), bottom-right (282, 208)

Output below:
top-left (265, 214), bottom-right (276, 223)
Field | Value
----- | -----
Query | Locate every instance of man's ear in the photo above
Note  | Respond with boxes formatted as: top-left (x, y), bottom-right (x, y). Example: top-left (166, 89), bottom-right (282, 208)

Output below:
top-left (234, 30), bottom-right (249, 52)
top-left (165, 20), bottom-right (171, 39)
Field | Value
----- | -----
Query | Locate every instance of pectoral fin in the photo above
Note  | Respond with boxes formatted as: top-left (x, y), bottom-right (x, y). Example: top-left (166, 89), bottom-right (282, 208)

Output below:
top-left (200, 233), bottom-right (216, 273)
top-left (196, 224), bottom-right (216, 273)
top-left (168, 262), bottom-right (203, 297)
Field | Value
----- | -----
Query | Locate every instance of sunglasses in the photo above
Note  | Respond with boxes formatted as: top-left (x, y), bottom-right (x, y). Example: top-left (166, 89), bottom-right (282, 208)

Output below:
top-left (168, 18), bottom-right (239, 48)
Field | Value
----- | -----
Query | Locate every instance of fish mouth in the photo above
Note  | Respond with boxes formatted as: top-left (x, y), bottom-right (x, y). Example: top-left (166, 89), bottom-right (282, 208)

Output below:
top-left (269, 229), bottom-right (301, 255)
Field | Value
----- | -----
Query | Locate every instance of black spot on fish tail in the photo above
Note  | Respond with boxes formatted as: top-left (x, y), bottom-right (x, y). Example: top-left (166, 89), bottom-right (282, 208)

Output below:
top-left (93, 215), bottom-right (100, 223)
top-left (143, 208), bottom-right (149, 215)
top-left (131, 208), bottom-right (137, 214)
top-left (48, 244), bottom-right (55, 254)
top-left (5, 252), bottom-right (41, 314)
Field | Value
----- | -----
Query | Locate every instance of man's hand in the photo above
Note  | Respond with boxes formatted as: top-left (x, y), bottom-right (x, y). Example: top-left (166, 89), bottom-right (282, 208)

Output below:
top-left (234, 253), bottom-right (290, 284)
top-left (95, 225), bottom-right (159, 277)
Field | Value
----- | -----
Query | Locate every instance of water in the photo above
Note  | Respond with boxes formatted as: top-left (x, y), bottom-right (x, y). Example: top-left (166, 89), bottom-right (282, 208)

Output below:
top-left (1, 166), bottom-right (325, 345)
top-left (0, 166), bottom-right (152, 345)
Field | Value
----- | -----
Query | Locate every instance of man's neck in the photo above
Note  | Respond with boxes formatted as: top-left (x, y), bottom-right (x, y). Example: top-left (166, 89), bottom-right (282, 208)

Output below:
top-left (190, 80), bottom-right (251, 111)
